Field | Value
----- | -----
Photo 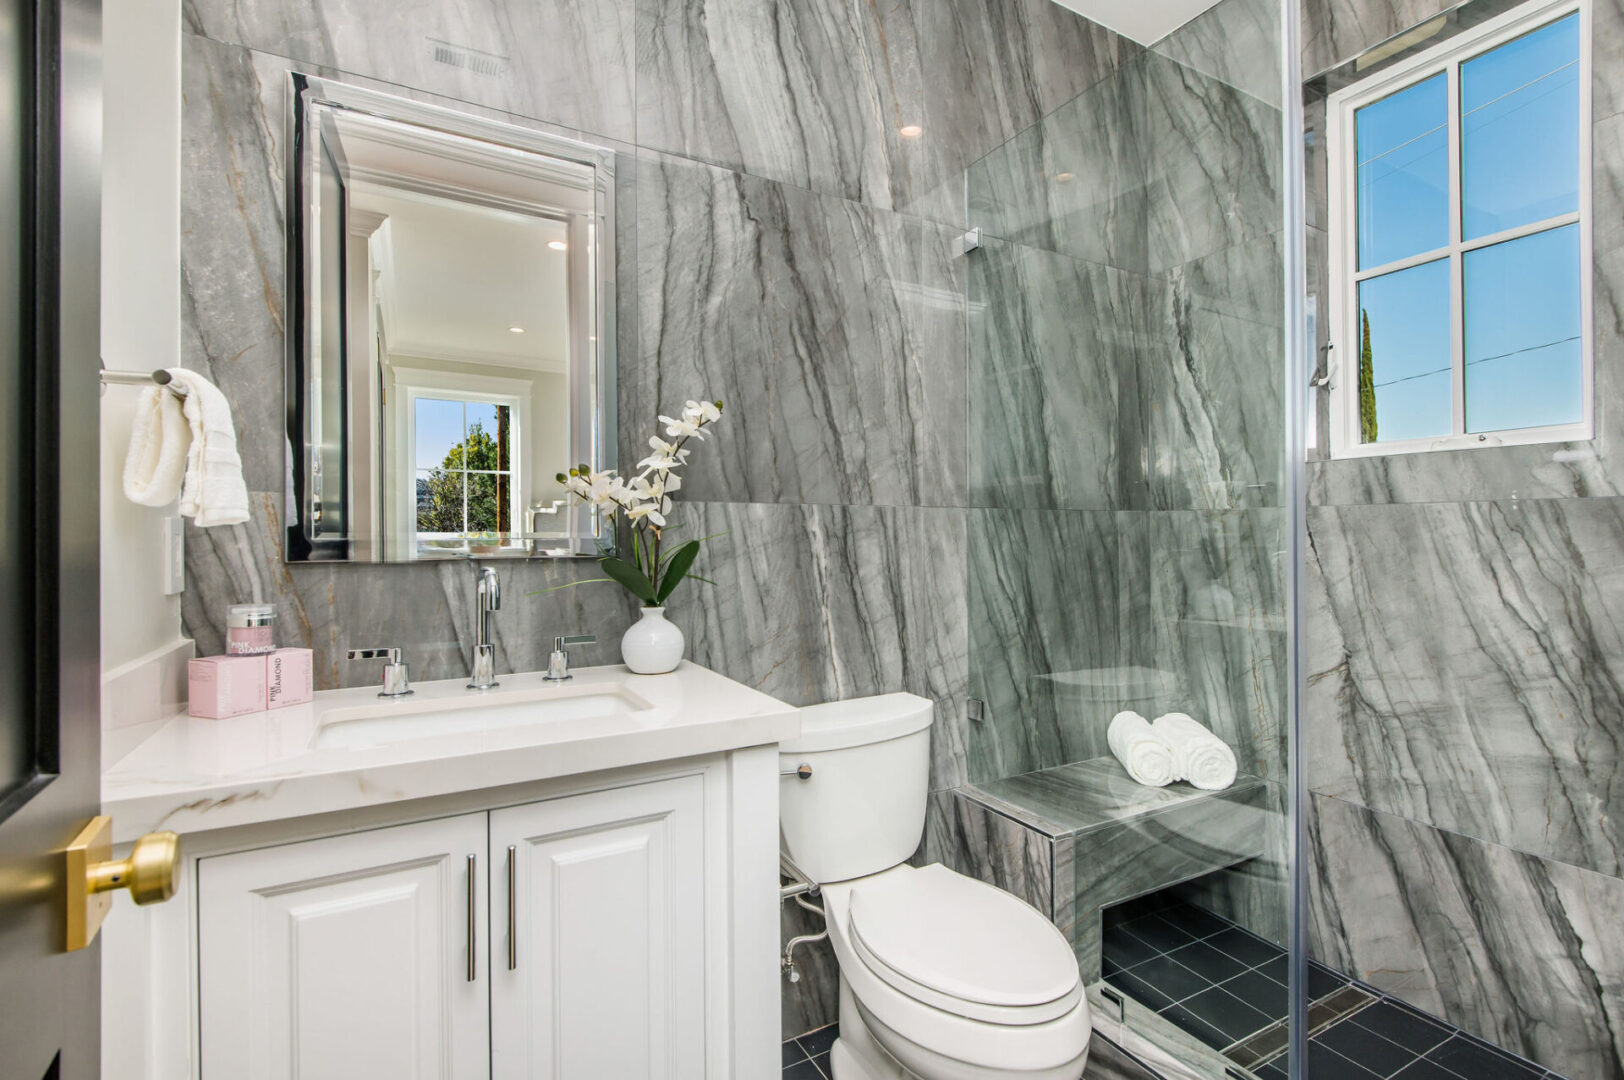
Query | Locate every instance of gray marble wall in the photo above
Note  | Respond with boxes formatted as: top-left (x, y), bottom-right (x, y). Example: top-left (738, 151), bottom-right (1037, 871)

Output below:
top-left (175, 0), bottom-right (1141, 1039)
top-left (1301, 0), bottom-right (1624, 1074)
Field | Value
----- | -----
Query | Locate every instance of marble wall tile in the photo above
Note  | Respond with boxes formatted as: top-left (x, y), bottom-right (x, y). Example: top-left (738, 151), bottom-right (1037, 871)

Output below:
top-left (966, 66), bottom-right (1150, 272)
top-left (1305, 497), bottom-right (1624, 878)
top-left (1152, 0), bottom-right (1283, 108)
top-left (1309, 794), bottom-right (1624, 1078)
top-left (1167, 778), bottom-right (1290, 945)
top-left (633, 0), bottom-right (1136, 219)
top-left (967, 238), bottom-right (1157, 511)
top-left (1084, 1035), bottom-right (1164, 1080)
top-left (1122, 509), bottom-right (1289, 781)
top-left (1141, 52), bottom-right (1283, 275)
top-left (967, 508), bottom-right (1123, 783)
top-left (1301, 0), bottom-right (1456, 77)
top-left (183, 493), bottom-right (635, 689)
top-left (631, 152), bottom-right (968, 509)
top-left (183, 0), bottom-right (636, 142)
top-left (669, 500), bottom-right (970, 792)
top-left (923, 789), bottom-right (1057, 918)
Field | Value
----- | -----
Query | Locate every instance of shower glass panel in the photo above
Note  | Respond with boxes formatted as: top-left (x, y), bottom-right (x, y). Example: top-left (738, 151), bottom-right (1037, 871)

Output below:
top-left (962, 0), bottom-right (1302, 1074)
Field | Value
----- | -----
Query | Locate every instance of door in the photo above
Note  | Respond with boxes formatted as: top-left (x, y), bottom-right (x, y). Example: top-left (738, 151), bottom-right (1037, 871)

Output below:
top-left (490, 776), bottom-right (707, 1080)
top-left (197, 813), bottom-right (490, 1080)
top-left (0, 0), bottom-right (103, 1077)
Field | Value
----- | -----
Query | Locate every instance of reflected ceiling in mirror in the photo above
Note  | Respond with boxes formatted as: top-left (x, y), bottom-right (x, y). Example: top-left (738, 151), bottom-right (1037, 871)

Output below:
top-left (286, 74), bottom-right (616, 563)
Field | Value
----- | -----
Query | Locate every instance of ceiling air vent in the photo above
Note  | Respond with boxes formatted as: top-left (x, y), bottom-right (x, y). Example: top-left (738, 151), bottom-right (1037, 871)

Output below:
top-left (428, 38), bottom-right (509, 78)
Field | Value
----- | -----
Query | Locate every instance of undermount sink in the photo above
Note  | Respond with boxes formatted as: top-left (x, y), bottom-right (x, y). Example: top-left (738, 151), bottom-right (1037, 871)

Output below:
top-left (312, 683), bottom-right (655, 750)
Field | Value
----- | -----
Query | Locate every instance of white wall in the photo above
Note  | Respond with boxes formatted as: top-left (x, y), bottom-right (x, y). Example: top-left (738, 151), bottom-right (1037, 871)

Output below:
top-left (99, 0), bottom-right (188, 712)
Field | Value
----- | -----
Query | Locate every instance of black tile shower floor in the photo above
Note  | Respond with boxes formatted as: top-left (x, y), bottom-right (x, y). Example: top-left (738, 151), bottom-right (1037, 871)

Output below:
top-left (1100, 897), bottom-right (1569, 1080)
top-left (782, 1023), bottom-right (837, 1079)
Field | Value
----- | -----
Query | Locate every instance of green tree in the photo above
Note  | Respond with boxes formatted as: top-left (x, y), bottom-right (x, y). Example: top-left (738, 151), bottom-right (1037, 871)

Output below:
top-left (1358, 309), bottom-right (1378, 444)
top-left (415, 420), bottom-right (511, 534)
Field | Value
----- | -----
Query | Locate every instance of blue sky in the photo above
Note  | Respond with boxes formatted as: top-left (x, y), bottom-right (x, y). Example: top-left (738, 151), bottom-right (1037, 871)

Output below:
top-left (1355, 13), bottom-right (1581, 441)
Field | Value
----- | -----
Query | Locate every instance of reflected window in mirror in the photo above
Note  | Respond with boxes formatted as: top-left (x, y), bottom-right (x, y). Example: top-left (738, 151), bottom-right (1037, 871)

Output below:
top-left (286, 74), bottom-right (616, 563)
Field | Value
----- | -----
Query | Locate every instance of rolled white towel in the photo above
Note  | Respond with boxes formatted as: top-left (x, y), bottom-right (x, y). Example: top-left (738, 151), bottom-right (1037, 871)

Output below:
top-left (1152, 712), bottom-right (1238, 791)
top-left (1107, 710), bottom-right (1177, 787)
top-left (165, 368), bottom-right (250, 527)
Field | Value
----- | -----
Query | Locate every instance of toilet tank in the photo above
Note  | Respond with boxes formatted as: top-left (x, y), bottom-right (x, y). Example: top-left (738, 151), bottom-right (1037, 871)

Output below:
top-left (779, 693), bottom-right (933, 884)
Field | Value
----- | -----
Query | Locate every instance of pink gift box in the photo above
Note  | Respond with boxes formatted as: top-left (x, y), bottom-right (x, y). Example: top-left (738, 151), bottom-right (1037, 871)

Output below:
top-left (188, 655), bottom-right (269, 719)
top-left (266, 648), bottom-right (313, 710)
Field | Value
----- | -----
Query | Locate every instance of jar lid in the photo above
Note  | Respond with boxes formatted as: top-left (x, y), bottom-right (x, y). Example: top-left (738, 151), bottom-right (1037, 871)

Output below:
top-left (228, 603), bottom-right (276, 626)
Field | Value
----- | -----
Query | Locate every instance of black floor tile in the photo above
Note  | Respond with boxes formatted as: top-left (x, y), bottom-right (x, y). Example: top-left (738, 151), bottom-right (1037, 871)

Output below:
top-left (1309, 960), bottom-right (1350, 1000)
top-left (1123, 913), bottom-right (1200, 953)
top-left (1309, 1039), bottom-right (1384, 1079)
top-left (1157, 1000), bottom-right (1232, 1051)
top-left (1103, 924), bottom-right (1162, 969)
top-left (1349, 1000), bottom-right (1453, 1056)
top-left (1111, 968), bottom-right (1180, 1013)
top-left (1256, 954), bottom-right (1290, 985)
top-left (1174, 985), bottom-right (1275, 1044)
top-left (1317, 1016), bottom-right (1422, 1078)
top-left (1391, 1058), bottom-right (1467, 1080)
top-left (1257, 1059), bottom-right (1289, 1080)
top-left (1168, 940), bottom-right (1250, 983)
top-left (1158, 900), bottom-right (1231, 939)
top-left (1426, 1036), bottom-right (1546, 1080)
top-left (783, 1057), bottom-right (825, 1080)
top-left (809, 1053), bottom-right (831, 1078)
top-left (782, 1039), bottom-right (807, 1067)
top-left (1207, 926), bottom-right (1286, 968)
top-left (1221, 968), bottom-right (1289, 1020)
top-left (796, 1024), bottom-right (839, 1060)
top-left (1122, 953), bottom-right (1211, 1002)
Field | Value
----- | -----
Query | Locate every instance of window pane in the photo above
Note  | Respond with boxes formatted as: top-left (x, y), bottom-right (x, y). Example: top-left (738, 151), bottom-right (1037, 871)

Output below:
top-left (462, 402), bottom-right (512, 473)
top-left (1356, 259), bottom-right (1453, 443)
top-left (1461, 14), bottom-right (1580, 240)
top-left (467, 471), bottom-right (503, 533)
top-left (416, 468), bottom-right (465, 534)
top-left (414, 397), bottom-right (465, 471)
top-left (1356, 73), bottom-right (1449, 269)
top-left (1464, 224), bottom-right (1583, 433)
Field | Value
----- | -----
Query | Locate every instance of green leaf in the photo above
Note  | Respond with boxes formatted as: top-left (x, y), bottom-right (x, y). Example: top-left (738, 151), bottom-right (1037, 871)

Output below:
top-left (525, 578), bottom-right (619, 596)
top-left (655, 541), bottom-right (701, 603)
top-left (684, 575), bottom-right (717, 587)
top-left (599, 556), bottom-right (659, 605)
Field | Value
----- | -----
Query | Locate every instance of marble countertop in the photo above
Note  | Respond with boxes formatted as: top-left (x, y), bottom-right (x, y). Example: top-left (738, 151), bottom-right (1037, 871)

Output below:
top-left (102, 661), bottom-right (799, 843)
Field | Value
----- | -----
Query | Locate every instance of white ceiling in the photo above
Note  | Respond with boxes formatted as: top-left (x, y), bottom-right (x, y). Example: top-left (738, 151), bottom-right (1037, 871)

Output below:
top-left (360, 188), bottom-right (570, 371)
top-left (1048, 0), bottom-right (1225, 46)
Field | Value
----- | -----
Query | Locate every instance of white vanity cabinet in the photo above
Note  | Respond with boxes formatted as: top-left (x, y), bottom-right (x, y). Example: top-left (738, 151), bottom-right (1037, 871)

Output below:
top-left (490, 776), bottom-right (706, 1079)
top-left (197, 813), bottom-right (491, 1080)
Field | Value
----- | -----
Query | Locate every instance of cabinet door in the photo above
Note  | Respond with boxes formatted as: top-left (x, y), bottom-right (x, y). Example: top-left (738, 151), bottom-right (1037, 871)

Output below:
top-left (198, 813), bottom-right (490, 1080)
top-left (490, 775), bottom-right (707, 1080)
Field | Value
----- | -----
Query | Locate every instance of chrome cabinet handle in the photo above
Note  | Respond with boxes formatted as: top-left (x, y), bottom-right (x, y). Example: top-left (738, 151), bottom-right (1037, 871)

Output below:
top-left (506, 844), bottom-right (518, 971)
top-left (466, 854), bottom-right (476, 982)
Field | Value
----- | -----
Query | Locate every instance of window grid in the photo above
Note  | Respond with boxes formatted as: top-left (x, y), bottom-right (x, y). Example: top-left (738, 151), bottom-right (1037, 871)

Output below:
top-left (1326, 0), bottom-right (1592, 458)
top-left (412, 397), bottom-right (516, 540)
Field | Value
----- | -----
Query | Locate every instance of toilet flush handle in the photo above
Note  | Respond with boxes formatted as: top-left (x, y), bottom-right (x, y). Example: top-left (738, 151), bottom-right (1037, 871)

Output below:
top-left (780, 763), bottom-right (813, 780)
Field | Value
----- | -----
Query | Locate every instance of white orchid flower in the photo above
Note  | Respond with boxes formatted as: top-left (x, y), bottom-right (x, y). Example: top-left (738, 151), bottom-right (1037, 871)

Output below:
top-left (638, 435), bottom-right (692, 471)
top-left (626, 499), bottom-right (666, 527)
top-left (660, 414), bottom-right (706, 440)
top-left (684, 399), bottom-right (722, 424)
top-left (629, 473), bottom-right (672, 502)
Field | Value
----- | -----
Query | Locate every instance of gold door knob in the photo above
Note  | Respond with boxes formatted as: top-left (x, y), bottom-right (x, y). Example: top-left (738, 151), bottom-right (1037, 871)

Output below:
top-left (65, 816), bottom-right (181, 951)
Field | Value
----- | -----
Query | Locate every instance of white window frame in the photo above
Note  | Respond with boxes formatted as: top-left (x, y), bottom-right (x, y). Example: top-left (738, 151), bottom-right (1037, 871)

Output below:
top-left (1326, 0), bottom-right (1593, 458)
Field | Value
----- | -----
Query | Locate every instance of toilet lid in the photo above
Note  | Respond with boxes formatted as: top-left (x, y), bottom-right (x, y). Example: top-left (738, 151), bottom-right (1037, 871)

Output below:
top-left (847, 865), bottom-right (1080, 1017)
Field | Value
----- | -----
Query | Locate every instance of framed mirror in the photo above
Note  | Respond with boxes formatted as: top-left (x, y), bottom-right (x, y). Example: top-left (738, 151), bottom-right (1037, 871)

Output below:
top-left (285, 73), bottom-right (616, 562)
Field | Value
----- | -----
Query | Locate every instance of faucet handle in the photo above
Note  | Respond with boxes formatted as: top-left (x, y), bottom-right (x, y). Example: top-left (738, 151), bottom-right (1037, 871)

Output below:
top-left (347, 647), bottom-right (413, 698)
top-left (544, 635), bottom-right (596, 682)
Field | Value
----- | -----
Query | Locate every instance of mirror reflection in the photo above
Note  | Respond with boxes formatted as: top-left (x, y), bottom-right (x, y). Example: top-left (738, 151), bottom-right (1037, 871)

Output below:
top-left (287, 75), bottom-right (616, 562)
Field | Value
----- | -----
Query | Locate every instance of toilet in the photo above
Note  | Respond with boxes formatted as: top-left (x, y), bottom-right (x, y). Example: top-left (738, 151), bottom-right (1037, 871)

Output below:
top-left (781, 694), bottom-right (1092, 1080)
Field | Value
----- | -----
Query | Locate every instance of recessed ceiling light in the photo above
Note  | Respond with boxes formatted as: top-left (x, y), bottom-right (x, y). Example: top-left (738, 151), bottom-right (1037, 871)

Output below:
top-left (547, 240), bottom-right (568, 251)
top-left (508, 326), bottom-right (526, 334)
top-left (898, 125), bottom-right (923, 139)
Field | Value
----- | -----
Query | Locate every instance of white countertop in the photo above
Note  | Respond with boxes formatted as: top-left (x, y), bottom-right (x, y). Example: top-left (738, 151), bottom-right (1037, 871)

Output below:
top-left (102, 661), bottom-right (799, 843)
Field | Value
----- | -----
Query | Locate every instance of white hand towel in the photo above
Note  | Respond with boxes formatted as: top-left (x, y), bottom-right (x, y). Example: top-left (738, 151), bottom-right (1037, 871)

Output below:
top-left (1107, 710), bottom-right (1177, 787)
top-left (122, 384), bottom-right (190, 507)
top-left (1152, 712), bottom-right (1238, 791)
top-left (165, 368), bottom-right (250, 527)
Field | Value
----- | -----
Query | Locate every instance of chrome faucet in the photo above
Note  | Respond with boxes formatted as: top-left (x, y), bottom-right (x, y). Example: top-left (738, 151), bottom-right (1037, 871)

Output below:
top-left (348, 647), bottom-right (412, 698)
top-left (544, 635), bottom-right (597, 682)
top-left (468, 566), bottom-right (501, 690)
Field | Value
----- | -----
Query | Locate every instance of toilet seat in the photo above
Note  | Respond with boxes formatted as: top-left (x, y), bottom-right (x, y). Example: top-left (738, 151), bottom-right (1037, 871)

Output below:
top-left (847, 865), bottom-right (1082, 1025)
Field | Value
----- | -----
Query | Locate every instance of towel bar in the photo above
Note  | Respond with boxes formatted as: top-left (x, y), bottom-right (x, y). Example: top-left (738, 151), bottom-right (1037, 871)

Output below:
top-left (99, 365), bottom-right (189, 398)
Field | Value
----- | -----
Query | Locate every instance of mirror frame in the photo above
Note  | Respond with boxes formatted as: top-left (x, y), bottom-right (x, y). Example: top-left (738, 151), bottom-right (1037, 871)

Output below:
top-left (284, 72), bottom-right (617, 563)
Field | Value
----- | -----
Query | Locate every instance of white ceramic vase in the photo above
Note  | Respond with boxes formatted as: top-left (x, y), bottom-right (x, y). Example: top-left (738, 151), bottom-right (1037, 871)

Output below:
top-left (621, 606), bottom-right (684, 674)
